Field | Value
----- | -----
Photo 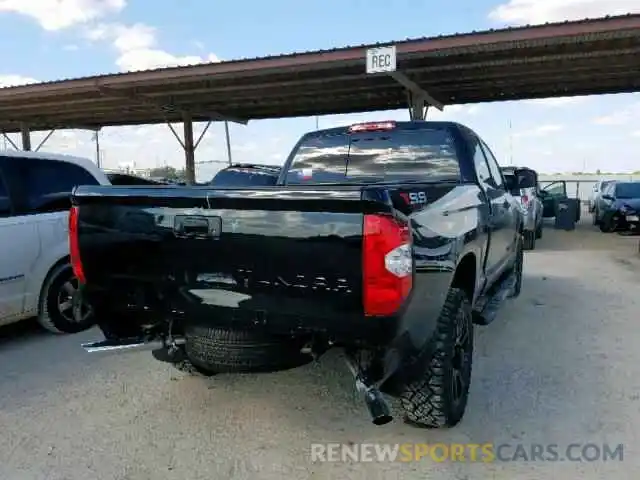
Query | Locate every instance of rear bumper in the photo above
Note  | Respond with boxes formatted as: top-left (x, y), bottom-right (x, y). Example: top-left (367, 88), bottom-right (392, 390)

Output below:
top-left (85, 286), bottom-right (403, 348)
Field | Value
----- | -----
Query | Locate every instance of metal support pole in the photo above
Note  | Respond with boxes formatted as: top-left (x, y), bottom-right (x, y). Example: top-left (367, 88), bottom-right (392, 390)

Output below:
top-left (94, 129), bottom-right (101, 168)
top-left (182, 113), bottom-right (196, 185)
top-left (224, 121), bottom-right (233, 166)
top-left (20, 123), bottom-right (31, 151)
top-left (407, 92), bottom-right (428, 121)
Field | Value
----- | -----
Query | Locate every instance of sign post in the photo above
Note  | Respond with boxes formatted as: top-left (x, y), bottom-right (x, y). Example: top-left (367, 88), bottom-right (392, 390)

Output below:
top-left (366, 46), bottom-right (397, 74)
top-left (365, 44), bottom-right (443, 117)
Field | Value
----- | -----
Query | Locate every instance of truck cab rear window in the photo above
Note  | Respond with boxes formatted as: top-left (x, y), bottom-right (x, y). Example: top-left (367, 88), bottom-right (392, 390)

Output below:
top-left (285, 128), bottom-right (460, 184)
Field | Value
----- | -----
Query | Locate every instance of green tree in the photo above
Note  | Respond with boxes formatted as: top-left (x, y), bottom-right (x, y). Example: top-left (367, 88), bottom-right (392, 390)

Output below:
top-left (149, 166), bottom-right (187, 182)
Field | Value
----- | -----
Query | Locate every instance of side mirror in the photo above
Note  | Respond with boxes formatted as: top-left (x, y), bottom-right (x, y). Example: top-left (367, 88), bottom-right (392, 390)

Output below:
top-left (513, 168), bottom-right (538, 189)
top-left (504, 175), bottom-right (518, 194)
top-left (539, 190), bottom-right (548, 198)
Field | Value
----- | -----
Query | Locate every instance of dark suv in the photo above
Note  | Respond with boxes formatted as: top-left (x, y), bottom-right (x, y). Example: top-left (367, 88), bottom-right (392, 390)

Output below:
top-left (208, 164), bottom-right (281, 186)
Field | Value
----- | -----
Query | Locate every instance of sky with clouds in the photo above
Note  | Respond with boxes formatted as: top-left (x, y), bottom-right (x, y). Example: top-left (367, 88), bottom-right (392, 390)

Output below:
top-left (0, 0), bottom-right (639, 181)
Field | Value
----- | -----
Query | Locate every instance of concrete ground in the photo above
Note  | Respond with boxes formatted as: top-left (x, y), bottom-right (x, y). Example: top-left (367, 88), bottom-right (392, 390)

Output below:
top-left (1, 219), bottom-right (639, 480)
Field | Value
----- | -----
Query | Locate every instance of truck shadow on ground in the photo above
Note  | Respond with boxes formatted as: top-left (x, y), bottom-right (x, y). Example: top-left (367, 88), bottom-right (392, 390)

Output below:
top-left (169, 274), bottom-right (617, 458)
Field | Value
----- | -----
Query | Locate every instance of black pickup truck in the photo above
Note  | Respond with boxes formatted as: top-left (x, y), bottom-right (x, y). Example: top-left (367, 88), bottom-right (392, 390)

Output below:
top-left (74, 120), bottom-right (526, 428)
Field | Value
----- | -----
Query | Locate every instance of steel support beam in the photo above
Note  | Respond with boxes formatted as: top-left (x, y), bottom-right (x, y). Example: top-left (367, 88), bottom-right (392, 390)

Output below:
top-left (389, 71), bottom-right (444, 112)
top-left (34, 129), bottom-right (56, 152)
top-left (182, 113), bottom-right (196, 185)
top-left (92, 128), bottom-right (101, 167)
top-left (20, 123), bottom-right (31, 151)
top-left (407, 92), bottom-right (430, 120)
top-left (224, 121), bottom-right (233, 166)
top-left (2, 132), bottom-right (19, 150)
top-left (166, 118), bottom-right (212, 184)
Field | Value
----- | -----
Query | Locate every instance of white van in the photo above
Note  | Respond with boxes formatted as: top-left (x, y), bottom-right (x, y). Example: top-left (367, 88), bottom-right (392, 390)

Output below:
top-left (0, 150), bottom-right (110, 333)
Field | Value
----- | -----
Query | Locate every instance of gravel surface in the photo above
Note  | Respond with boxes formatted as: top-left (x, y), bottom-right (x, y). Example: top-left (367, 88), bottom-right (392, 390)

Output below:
top-left (1, 220), bottom-right (639, 480)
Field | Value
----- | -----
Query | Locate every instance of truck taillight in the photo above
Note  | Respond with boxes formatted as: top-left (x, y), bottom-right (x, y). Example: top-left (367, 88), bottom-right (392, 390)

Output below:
top-left (69, 206), bottom-right (86, 284)
top-left (521, 194), bottom-right (530, 208)
top-left (363, 214), bottom-right (412, 317)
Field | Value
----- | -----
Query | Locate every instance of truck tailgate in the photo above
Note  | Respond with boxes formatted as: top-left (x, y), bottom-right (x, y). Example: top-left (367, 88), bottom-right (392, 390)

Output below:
top-left (73, 186), bottom-right (386, 327)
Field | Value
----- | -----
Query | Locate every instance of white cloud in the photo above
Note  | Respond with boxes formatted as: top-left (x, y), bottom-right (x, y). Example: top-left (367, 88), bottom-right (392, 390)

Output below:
top-left (0, 0), bottom-right (125, 31)
top-left (0, 74), bottom-right (38, 87)
top-left (116, 49), bottom-right (220, 72)
top-left (521, 96), bottom-right (586, 107)
top-left (488, 0), bottom-right (640, 25)
top-left (83, 22), bottom-right (220, 71)
top-left (592, 103), bottom-right (640, 125)
top-left (85, 23), bottom-right (155, 50)
top-left (513, 124), bottom-right (564, 137)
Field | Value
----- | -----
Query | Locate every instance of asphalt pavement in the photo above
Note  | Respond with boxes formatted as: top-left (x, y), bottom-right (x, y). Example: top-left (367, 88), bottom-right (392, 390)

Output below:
top-left (1, 219), bottom-right (639, 480)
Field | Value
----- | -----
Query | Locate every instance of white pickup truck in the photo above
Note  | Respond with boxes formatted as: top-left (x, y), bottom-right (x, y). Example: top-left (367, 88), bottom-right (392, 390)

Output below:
top-left (0, 150), bottom-right (110, 333)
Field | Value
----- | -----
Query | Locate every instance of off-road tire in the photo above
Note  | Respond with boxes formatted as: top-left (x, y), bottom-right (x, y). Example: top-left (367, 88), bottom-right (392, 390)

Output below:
top-left (38, 263), bottom-right (95, 334)
top-left (400, 288), bottom-right (473, 429)
top-left (523, 230), bottom-right (535, 250)
top-left (509, 235), bottom-right (524, 298)
top-left (172, 357), bottom-right (217, 377)
top-left (599, 217), bottom-right (615, 233)
top-left (184, 325), bottom-right (312, 374)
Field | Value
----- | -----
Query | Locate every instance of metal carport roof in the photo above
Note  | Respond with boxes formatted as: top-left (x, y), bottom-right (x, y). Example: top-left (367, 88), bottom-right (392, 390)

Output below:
top-left (0, 14), bottom-right (639, 133)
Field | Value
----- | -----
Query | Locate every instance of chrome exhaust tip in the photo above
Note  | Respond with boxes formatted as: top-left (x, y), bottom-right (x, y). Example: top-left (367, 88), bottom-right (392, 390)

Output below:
top-left (82, 337), bottom-right (184, 354)
top-left (364, 387), bottom-right (393, 426)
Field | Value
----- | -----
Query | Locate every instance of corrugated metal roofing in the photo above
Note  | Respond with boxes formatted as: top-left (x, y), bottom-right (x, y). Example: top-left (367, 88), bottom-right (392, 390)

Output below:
top-left (0, 13), bottom-right (638, 89)
top-left (0, 13), bottom-right (638, 131)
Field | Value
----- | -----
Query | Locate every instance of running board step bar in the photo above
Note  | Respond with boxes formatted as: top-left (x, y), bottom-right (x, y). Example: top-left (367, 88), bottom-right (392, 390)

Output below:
top-left (472, 273), bottom-right (516, 326)
top-left (82, 337), bottom-right (185, 354)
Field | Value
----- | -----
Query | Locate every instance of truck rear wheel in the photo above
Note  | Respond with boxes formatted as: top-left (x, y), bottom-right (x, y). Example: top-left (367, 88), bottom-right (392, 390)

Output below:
top-left (535, 222), bottom-right (543, 239)
top-left (400, 288), bottom-right (473, 428)
top-left (184, 325), bottom-right (312, 374)
top-left (523, 230), bottom-right (535, 250)
top-left (508, 234), bottom-right (524, 298)
top-left (599, 217), bottom-right (615, 233)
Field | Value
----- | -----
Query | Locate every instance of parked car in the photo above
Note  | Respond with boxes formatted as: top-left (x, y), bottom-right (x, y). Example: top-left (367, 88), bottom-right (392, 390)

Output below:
top-left (588, 180), bottom-right (615, 213)
top-left (107, 173), bottom-right (167, 185)
top-left (500, 166), bottom-right (543, 250)
top-left (208, 164), bottom-right (281, 186)
top-left (75, 120), bottom-right (525, 429)
top-left (0, 150), bottom-right (110, 333)
top-left (539, 181), bottom-right (581, 222)
top-left (592, 181), bottom-right (640, 232)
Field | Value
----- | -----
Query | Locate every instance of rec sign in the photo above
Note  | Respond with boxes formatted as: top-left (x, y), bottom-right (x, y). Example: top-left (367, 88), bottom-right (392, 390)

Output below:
top-left (366, 46), bottom-right (397, 74)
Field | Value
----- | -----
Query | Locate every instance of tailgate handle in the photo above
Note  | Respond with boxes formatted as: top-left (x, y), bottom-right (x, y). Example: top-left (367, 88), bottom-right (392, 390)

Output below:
top-left (173, 215), bottom-right (221, 239)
